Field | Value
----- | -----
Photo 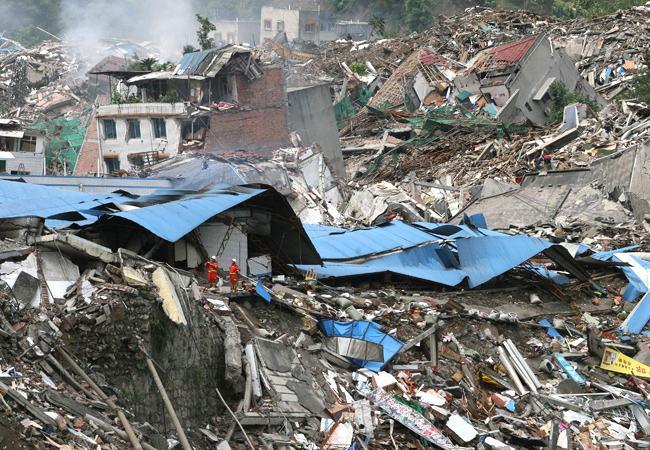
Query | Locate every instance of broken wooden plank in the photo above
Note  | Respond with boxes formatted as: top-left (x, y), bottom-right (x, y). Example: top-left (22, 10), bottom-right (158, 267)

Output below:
top-left (398, 324), bottom-right (438, 354)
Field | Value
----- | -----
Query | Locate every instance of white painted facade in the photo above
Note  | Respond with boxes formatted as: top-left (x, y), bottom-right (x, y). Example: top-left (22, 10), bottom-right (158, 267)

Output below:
top-left (212, 19), bottom-right (260, 46)
top-left (0, 130), bottom-right (46, 175)
top-left (96, 102), bottom-right (186, 172)
top-left (260, 6), bottom-right (301, 42)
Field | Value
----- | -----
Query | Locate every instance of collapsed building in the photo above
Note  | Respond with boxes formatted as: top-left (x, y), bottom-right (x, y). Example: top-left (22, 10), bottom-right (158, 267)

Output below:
top-left (75, 45), bottom-right (343, 177)
top-left (455, 34), bottom-right (606, 126)
top-left (1, 3), bottom-right (650, 450)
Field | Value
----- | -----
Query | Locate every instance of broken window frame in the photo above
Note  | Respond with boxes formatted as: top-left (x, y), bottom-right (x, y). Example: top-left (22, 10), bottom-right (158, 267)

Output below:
top-left (103, 119), bottom-right (117, 140)
top-left (126, 119), bottom-right (141, 140)
top-left (277, 20), bottom-right (285, 32)
top-left (152, 118), bottom-right (167, 139)
top-left (264, 19), bottom-right (272, 31)
top-left (18, 135), bottom-right (37, 153)
top-left (304, 23), bottom-right (315, 33)
top-left (103, 155), bottom-right (120, 173)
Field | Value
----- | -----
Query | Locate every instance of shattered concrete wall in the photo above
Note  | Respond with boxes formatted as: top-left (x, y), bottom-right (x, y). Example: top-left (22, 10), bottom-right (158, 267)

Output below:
top-left (204, 67), bottom-right (291, 154)
top-left (63, 288), bottom-right (233, 429)
top-left (287, 84), bottom-right (344, 176)
top-left (629, 144), bottom-right (650, 222)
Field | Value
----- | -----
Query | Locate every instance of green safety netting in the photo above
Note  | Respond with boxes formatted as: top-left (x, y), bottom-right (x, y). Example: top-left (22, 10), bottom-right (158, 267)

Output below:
top-left (334, 97), bottom-right (356, 128)
top-left (31, 116), bottom-right (87, 174)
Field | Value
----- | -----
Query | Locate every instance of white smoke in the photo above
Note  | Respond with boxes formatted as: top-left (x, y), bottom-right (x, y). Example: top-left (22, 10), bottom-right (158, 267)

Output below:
top-left (61, 0), bottom-right (200, 67)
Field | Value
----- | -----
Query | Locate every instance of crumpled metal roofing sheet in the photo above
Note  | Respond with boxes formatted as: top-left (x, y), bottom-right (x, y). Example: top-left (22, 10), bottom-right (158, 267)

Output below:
top-left (173, 45), bottom-right (252, 77)
top-left (297, 242), bottom-right (467, 287)
top-left (299, 222), bottom-right (568, 289)
top-left (107, 186), bottom-right (265, 242)
top-left (0, 180), bottom-right (129, 221)
top-left (306, 221), bottom-right (443, 260)
top-left (456, 235), bottom-right (552, 288)
top-left (304, 220), bottom-right (506, 261)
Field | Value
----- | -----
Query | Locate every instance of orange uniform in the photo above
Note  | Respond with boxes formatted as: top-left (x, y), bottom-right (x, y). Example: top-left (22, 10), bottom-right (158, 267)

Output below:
top-left (205, 260), bottom-right (219, 284)
top-left (229, 261), bottom-right (240, 292)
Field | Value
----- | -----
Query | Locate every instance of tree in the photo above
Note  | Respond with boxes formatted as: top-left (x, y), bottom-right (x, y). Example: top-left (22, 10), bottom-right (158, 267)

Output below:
top-left (404, 0), bottom-right (434, 33)
top-left (183, 44), bottom-right (198, 54)
top-left (196, 14), bottom-right (216, 50)
top-left (369, 15), bottom-right (386, 38)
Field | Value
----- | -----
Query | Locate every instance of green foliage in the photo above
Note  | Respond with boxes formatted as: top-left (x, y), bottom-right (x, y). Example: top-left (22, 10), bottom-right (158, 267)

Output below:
top-left (183, 44), bottom-right (198, 54)
top-left (127, 56), bottom-right (174, 72)
top-left (159, 93), bottom-right (179, 103)
top-left (349, 61), bottom-right (369, 76)
top-left (572, 0), bottom-right (646, 17)
top-left (404, 0), bottom-right (435, 32)
top-left (369, 15), bottom-right (386, 37)
top-left (0, 0), bottom-right (62, 46)
top-left (634, 54), bottom-right (650, 103)
top-left (548, 81), bottom-right (601, 123)
top-left (196, 14), bottom-right (216, 50)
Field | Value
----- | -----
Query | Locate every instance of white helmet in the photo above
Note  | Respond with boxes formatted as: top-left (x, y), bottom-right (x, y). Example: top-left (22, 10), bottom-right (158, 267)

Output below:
top-left (211, 255), bottom-right (217, 260)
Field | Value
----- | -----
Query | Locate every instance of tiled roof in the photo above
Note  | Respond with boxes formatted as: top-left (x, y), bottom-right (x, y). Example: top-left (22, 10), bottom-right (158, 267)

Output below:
top-left (487, 35), bottom-right (538, 63)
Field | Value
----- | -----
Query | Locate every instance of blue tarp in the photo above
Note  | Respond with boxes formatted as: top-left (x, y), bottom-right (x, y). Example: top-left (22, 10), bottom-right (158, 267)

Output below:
top-left (320, 320), bottom-right (403, 372)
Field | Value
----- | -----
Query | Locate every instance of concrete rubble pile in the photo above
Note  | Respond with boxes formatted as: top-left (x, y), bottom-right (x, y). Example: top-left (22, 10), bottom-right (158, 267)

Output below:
top-left (0, 40), bottom-right (88, 121)
top-left (301, 5), bottom-right (650, 233)
top-left (2, 4), bottom-right (650, 450)
top-left (0, 174), bottom-right (649, 448)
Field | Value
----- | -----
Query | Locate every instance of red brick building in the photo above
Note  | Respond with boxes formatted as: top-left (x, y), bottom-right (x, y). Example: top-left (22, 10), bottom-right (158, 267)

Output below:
top-left (75, 46), bottom-right (290, 175)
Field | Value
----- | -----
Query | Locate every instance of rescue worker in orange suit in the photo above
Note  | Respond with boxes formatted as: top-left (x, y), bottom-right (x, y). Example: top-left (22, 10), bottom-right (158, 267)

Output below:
top-left (204, 256), bottom-right (219, 285)
top-left (229, 258), bottom-right (240, 294)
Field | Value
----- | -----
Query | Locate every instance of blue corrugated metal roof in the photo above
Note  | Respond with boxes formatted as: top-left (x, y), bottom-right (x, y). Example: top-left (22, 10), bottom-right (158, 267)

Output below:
top-left (320, 320), bottom-right (403, 372)
top-left (0, 180), bottom-right (129, 221)
top-left (297, 242), bottom-right (467, 287)
top-left (107, 186), bottom-right (266, 242)
top-left (456, 235), bottom-right (552, 288)
top-left (298, 221), bottom-right (572, 288)
top-left (174, 50), bottom-right (213, 76)
top-left (304, 220), bottom-right (506, 261)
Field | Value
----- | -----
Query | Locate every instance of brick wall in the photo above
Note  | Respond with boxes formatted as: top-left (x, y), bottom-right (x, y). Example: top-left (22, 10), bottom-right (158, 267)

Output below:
top-left (65, 293), bottom-right (235, 433)
top-left (204, 66), bottom-right (291, 154)
top-left (74, 111), bottom-right (99, 175)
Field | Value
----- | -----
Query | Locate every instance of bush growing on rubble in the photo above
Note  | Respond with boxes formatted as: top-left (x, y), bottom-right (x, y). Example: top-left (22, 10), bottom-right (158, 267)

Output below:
top-left (349, 62), bottom-right (369, 76)
top-left (548, 81), bottom-right (601, 123)
top-left (634, 53), bottom-right (650, 103)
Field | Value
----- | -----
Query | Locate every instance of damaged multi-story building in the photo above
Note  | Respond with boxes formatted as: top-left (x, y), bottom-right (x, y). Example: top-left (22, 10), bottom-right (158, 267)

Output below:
top-left (75, 45), bottom-right (343, 177)
top-left (0, 119), bottom-right (46, 175)
top-left (260, 1), bottom-right (372, 45)
top-left (211, 18), bottom-right (261, 46)
top-left (454, 34), bottom-right (606, 126)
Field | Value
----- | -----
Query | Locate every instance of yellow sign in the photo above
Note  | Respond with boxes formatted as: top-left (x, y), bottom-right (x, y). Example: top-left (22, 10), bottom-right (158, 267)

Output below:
top-left (600, 347), bottom-right (650, 378)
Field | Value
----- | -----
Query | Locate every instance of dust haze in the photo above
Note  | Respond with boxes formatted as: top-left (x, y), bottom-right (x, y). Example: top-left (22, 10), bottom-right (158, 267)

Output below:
top-left (61, 0), bottom-right (202, 65)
